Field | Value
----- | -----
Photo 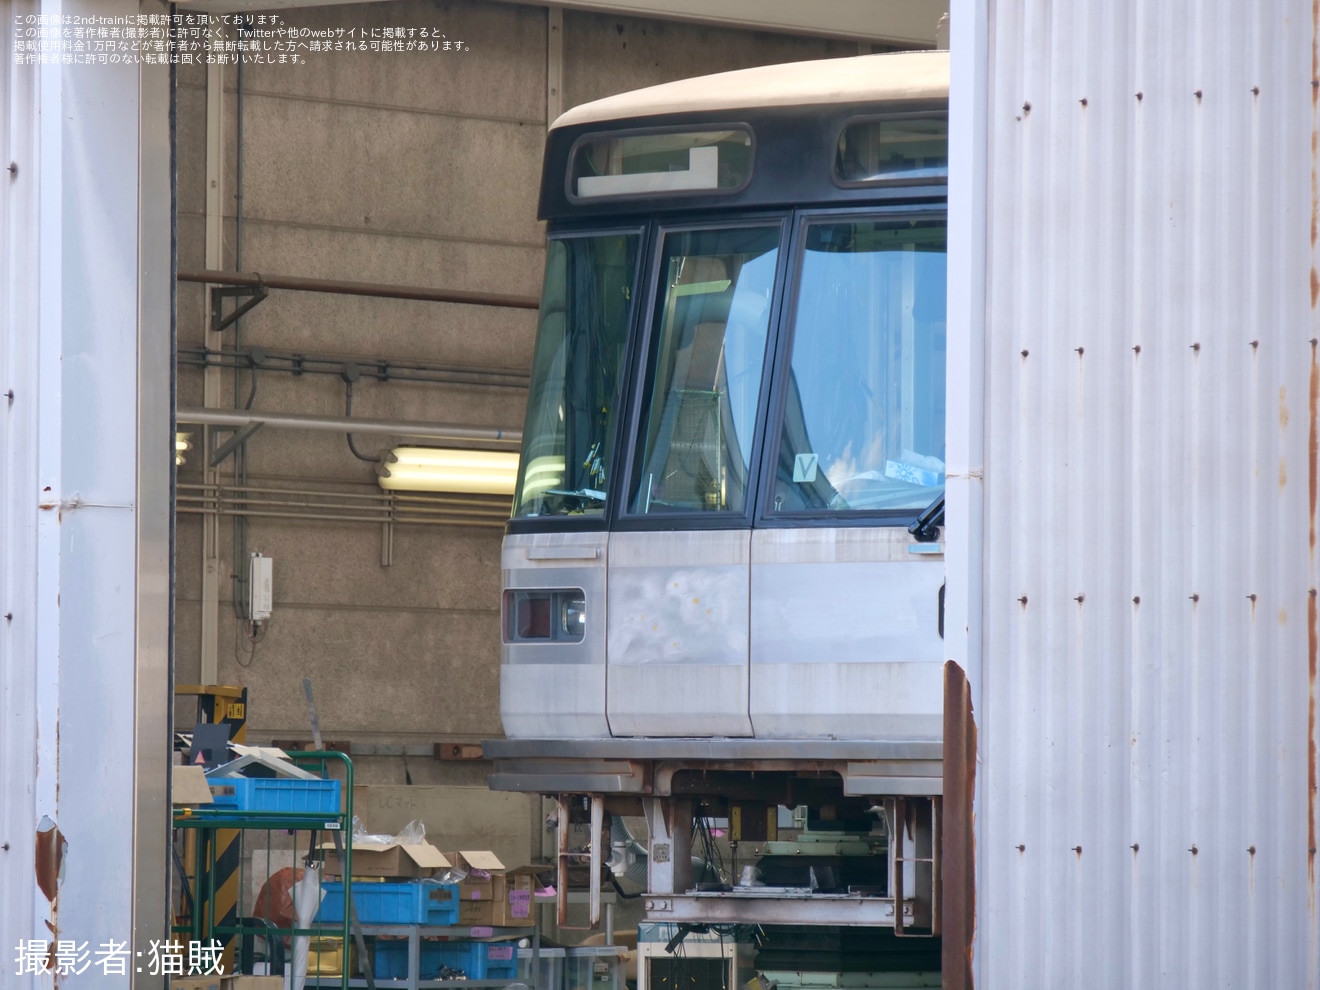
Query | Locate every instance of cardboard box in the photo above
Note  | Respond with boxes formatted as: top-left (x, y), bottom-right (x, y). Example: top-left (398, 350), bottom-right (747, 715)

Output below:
top-left (491, 866), bottom-right (542, 925)
top-left (459, 898), bottom-right (495, 925)
top-left (321, 840), bottom-right (452, 879)
top-left (172, 765), bottom-right (214, 806)
top-left (456, 865), bottom-right (548, 926)
top-left (221, 978), bottom-right (283, 990)
top-left (445, 850), bottom-right (505, 903)
top-left (170, 980), bottom-right (221, 990)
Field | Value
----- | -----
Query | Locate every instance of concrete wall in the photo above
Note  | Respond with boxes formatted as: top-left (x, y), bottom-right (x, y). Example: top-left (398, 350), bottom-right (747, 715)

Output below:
top-left (172, 0), bottom-right (865, 859)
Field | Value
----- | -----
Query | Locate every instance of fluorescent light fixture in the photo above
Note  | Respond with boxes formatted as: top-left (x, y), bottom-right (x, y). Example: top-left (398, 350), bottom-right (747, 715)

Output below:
top-left (176, 431), bottom-right (192, 466)
top-left (378, 447), bottom-right (520, 495)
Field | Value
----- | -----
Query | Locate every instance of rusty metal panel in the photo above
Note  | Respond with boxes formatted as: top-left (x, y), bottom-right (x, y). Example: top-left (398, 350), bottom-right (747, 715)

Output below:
top-left (2, 1), bottom-right (172, 984)
top-left (971, 0), bottom-right (1320, 986)
top-left (941, 662), bottom-right (975, 989)
top-left (1, 0), bottom-right (42, 968)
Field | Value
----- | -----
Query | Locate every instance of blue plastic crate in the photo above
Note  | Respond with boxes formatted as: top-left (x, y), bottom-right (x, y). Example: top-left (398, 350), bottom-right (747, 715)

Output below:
top-left (372, 939), bottom-right (411, 980)
top-left (373, 939), bottom-right (517, 981)
top-left (373, 940), bottom-right (445, 981)
top-left (430, 940), bottom-right (519, 980)
top-left (318, 880), bottom-right (459, 925)
top-left (205, 777), bottom-right (341, 814)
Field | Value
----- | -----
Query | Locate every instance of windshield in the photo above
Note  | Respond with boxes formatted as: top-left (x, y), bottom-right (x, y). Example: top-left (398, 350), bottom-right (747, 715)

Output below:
top-left (770, 217), bottom-right (946, 515)
top-left (627, 225), bottom-right (780, 515)
top-left (512, 232), bottom-right (641, 517)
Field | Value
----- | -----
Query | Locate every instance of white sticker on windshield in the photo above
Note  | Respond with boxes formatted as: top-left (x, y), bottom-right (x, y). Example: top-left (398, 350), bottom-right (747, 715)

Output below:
top-left (793, 453), bottom-right (819, 483)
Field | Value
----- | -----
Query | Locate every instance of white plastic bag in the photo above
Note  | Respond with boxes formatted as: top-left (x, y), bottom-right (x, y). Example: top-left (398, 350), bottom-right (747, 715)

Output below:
top-left (291, 863), bottom-right (325, 990)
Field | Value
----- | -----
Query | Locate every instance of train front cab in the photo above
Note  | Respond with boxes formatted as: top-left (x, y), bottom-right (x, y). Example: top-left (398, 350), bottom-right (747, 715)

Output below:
top-left (486, 54), bottom-right (972, 968)
top-left (500, 54), bottom-right (952, 744)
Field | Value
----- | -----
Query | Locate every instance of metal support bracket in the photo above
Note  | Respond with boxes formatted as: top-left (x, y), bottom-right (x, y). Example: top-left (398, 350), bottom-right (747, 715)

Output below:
top-left (210, 282), bottom-right (268, 333)
top-left (642, 796), bottom-right (693, 897)
top-left (208, 420), bottom-right (265, 467)
top-left (556, 794), bottom-right (603, 929)
top-left (887, 796), bottom-right (940, 937)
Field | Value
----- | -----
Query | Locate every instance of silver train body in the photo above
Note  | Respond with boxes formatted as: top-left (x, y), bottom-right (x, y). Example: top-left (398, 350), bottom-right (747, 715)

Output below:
top-left (499, 52), bottom-right (952, 745)
top-left (501, 527), bottom-right (945, 740)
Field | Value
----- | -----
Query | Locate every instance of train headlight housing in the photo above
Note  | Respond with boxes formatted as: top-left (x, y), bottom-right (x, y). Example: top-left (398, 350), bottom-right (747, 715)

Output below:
top-left (505, 589), bottom-right (585, 643)
top-left (560, 596), bottom-right (586, 637)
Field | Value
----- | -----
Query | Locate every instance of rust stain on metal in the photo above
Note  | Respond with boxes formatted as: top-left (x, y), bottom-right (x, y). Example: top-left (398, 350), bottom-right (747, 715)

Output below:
top-left (1309, 587), bottom-right (1317, 897)
top-left (35, 817), bottom-right (64, 972)
top-left (1283, 386), bottom-right (1292, 429)
top-left (1312, 269), bottom-right (1319, 309)
top-left (1282, 607), bottom-right (1291, 626)
top-left (1072, 845), bottom-right (1083, 858)
top-left (1310, 341), bottom-right (1318, 554)
top-left (1282, 458), bottom-right (1290, 491)
top-left (34, 820), bottom-right (63, 903)
top-left (942, 661), bottom-right (977, 990)
top-left (1249, 593), bottom-right (1258, 620)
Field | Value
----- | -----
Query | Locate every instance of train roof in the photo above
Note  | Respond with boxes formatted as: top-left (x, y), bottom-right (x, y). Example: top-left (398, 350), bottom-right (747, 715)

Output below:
top-left (551, 50), bottom-right (950, 131)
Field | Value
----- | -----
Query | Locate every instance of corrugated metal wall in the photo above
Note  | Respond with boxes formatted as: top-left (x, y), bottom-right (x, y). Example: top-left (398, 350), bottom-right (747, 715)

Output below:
top-left (976, 1), bottom-right (1320, 986)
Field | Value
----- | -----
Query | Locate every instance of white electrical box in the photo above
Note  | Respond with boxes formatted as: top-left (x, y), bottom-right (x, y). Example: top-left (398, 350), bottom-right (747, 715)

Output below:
top-left (249, 553), bottom-right (273, 621)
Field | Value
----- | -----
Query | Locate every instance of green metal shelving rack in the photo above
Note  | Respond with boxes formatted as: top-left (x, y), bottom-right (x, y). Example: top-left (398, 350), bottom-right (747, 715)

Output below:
top-left (172, 750), bottom-right (356, 989)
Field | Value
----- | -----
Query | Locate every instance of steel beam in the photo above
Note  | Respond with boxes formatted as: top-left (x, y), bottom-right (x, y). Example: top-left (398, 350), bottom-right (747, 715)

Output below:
top-left (643, 892), bottom-right (915, 927)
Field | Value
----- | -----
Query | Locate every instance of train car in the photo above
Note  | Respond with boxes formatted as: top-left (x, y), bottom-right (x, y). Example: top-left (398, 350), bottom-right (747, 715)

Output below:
top-left (500, 51), bottom-right (951, 741)
top-left (486, 50), bottom-right (963, 973)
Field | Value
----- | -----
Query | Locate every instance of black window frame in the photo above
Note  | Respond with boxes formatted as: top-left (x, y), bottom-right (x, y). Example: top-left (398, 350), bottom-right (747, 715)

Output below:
top-left (832, 111), bottom-right (950, 190)
top-left (504, 222), bottom-right (651, 536)
top-left (611, 213), bottom-right (793, 533)
top-left (752, 204), bottom-right (950, 531)
top-left (565, 123), bottom-right (757, 206)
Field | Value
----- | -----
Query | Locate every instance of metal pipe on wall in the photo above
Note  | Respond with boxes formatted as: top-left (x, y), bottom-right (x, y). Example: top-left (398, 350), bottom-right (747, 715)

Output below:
top-left (177, 406), bottom-right (522, 445)
top-left (177, 494), bottom-right (511, 519)
top-left (183, 482), bottom-right (511, 507)
top-left (177, 506), bottom-right (508, 529)
top-left (178, 268), bottom-right (541, 311)
top-left (176, 482), bottom-right (512, 529)
top-left (199, 60), bottom-right (225, 684)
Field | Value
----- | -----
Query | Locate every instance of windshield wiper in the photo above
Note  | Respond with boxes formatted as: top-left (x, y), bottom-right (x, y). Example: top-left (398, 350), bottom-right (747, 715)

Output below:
top-left (908, 493), bottom-right (945, 543)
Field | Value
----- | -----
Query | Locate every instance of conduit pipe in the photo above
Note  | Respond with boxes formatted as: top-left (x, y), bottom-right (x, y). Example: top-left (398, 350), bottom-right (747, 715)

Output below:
top-left (178, 268), bottom-right (542, 310)
top-left (177, 406), bottom-right (522, 446)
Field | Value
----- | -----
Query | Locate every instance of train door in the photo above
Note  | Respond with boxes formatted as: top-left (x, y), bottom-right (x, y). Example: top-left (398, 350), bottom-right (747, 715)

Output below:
top-left (502, 231), bottom-right (641, 738)
top-left (605, 223), bottom-right (784, 736)
top-left (749, 214), bottom-right (948, 739)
